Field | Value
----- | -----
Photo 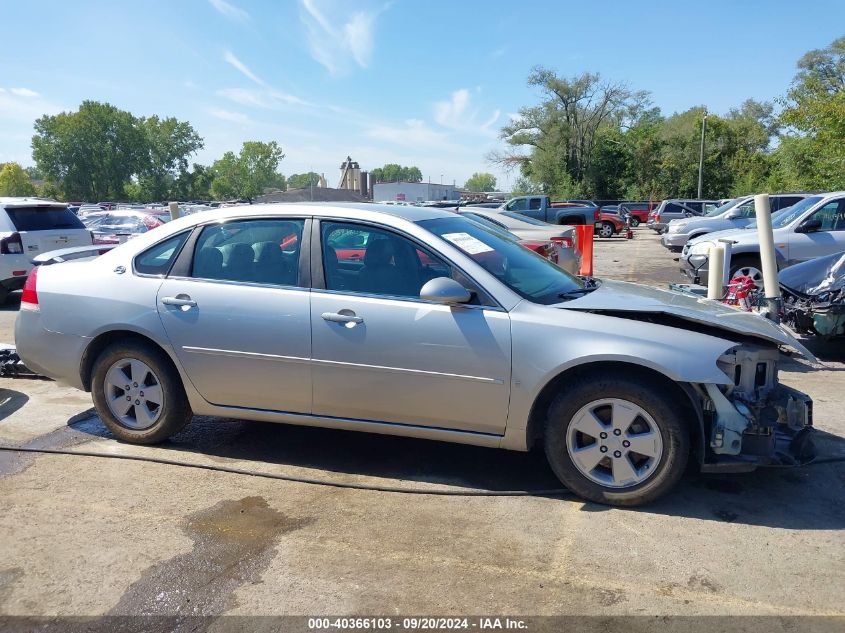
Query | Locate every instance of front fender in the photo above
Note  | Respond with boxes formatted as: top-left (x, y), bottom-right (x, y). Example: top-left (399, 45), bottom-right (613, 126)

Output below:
top-left (506, 302), bottom-right (735, 436)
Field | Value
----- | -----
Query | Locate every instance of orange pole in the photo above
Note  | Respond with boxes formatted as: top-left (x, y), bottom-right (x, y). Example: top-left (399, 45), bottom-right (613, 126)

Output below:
top-left (576, 225), bottom-right (594, 276)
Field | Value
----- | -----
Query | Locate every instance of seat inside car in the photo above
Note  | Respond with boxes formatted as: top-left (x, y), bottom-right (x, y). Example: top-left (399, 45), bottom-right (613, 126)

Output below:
top-left (253, 240), bottom-right (294, 285)
top-left (193, 247), bottom-right (224, 279)
top-left (220, 242), bottom-right (255, 280)
top-left (359, 238), bottom-right (421, 296)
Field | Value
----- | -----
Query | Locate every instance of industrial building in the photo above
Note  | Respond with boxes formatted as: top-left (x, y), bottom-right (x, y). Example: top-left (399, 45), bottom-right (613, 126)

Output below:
top-left (373, 182), bottom-right (461, 203)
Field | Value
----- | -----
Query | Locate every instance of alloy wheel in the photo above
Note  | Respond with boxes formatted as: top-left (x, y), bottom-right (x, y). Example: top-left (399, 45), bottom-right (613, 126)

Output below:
top-left (733, 265), bottom-right (763, 285)
top-left (565, 398), bottom-right (664, 488)
top-left (104, 358), bottom-right (164, 430)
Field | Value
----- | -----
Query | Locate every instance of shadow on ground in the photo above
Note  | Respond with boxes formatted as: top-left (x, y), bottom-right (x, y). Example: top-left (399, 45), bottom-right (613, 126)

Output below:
top-left (65, 411), bottom-right (845, 531)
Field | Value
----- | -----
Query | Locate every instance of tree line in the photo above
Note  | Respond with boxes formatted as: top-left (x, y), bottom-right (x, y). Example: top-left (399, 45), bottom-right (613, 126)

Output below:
top-left (490, 36), bottom-right (845, 200)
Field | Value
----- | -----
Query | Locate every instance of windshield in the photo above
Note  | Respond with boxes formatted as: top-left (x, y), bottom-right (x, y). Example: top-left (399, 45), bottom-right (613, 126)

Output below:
top-left (772, 196), bottom-right (824, 228)
top-left (501, 211), bottom-right (549, 226)
top-left (747, 207), bottom-right (790, 229)
top-left (420, 216), bottom-right (586, 304)
top-left (5, 206), bottom-right (85, 231)
top-left (704, 198), bottom-right (743, 217)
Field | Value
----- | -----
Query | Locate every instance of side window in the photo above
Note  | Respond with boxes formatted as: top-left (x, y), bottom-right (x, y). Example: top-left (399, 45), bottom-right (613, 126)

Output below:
top-left (507, 198), bottom-right (529, 211)
top-left (808, 201), bottom-right (845, 232)
top-left (665, 203), bottom-right (683, 214)
top-left (735, 201), bottom-right (756, 218)
top-left (528, 198), bottom-right (542, 210)
top-left (321, 222), bottom-right (489, 304)
top-left (777, 196), bottom-right (802, 211)
top-left (134, 232), bottom-right (189, 276)
top-left (191, 218), bottom-right (304, 285)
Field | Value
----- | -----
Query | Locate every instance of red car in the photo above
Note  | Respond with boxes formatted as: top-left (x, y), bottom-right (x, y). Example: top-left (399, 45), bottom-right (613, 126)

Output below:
top-left (619, 202), bottom-right (659, 227)
top-left (595, 211), bottom-right (626, 238)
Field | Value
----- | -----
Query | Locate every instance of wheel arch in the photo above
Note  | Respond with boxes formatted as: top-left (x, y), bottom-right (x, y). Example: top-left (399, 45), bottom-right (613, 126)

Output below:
top-left (80, 329), bottom-right (180, 392)
top-left (524, 360), bottom-right (705, 463)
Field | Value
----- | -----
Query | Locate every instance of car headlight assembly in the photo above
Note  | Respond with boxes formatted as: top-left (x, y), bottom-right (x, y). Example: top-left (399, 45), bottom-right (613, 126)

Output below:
top-left (688, 240), bottom-right (715, 256)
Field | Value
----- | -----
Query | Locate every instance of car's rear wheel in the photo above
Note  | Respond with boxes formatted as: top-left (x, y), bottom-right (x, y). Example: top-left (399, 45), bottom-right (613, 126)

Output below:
top-left (91, 341), bottom-right (192, 444)
top-left (598, 222), bottom-right (615, 238)
top-left (629, 217), bottom-right (640, 228)
top-left (544, 373), bottom-right (689, 506)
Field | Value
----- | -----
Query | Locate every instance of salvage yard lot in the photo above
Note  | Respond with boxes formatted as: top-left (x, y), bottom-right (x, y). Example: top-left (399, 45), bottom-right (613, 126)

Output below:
top-left (0, 228), bottom-right (843, 617)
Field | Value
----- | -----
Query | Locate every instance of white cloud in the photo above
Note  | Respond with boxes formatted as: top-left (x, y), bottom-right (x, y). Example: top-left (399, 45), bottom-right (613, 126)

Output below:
top-left (434, 89), bottom-right (500, 136)
top-left (0, 87), bottom-right (63, 122)
top-left (217, 87), bottom-right (310, 109)
top-left (207, 108), bottom-right (252, 124)
top-left (366, 119), bottom-right (451, 149)
top-left (208, 0), bottom-right (249, 22)
top-left (10, 87), bottom-right (39, 98)
top-left (298, 0), bottom-right (383, 75)
top-left (223, 50), bottom-right (266, 86)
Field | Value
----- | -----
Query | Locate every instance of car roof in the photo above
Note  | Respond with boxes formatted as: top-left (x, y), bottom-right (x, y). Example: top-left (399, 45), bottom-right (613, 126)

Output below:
top-left (171, 202), bottom-right (458, 224)
top-left (0, 197), bottom-right (67, 208)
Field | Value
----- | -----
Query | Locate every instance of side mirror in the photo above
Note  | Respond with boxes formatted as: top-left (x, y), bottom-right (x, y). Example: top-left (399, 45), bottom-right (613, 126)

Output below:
top-left (420, 277), bottom-right (472, 304)
top-left (796, 218), bottom-right (823, 234)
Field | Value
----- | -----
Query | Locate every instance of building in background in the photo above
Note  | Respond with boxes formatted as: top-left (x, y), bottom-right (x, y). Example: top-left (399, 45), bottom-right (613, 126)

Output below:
top-left (338, 156), bottom-right (369, 198)
top-left (373, 181), bottom-right (461, 203)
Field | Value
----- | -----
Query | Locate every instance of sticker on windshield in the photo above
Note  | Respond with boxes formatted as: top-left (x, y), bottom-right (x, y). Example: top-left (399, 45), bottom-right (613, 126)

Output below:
top-left (442, 232), bottom-right (493, 255)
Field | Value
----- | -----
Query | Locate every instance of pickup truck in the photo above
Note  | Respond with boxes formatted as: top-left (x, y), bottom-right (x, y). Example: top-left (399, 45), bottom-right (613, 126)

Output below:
top-left (502, 196), bottom-right (599, 226)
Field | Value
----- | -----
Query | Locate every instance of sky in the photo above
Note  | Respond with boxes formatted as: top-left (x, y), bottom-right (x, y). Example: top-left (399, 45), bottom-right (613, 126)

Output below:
top-left (1, 0), bottom-right (844, 191)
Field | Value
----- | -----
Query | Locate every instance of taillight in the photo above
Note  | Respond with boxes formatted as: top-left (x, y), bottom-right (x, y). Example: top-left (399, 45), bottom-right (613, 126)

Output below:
top-left (656, 214), bottom-right (661, 222)
top-left (594, 209), bottom-right (600, 221)
top-left (551, 236), bottom-right (574, 249)
top-left (21, 265), bottom-right (39, 309)
top-left (0, 233), bottom-right (23, 254)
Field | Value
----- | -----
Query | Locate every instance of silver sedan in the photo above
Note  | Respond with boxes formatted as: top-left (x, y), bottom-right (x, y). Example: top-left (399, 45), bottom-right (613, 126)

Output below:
top-left (15, 203), bottom-right (816, 506)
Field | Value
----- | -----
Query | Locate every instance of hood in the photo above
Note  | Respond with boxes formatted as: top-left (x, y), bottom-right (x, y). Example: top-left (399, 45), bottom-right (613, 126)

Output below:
top-left (687, 227), bottom-right (751, 246)
top-left (562, 280), bottom-right (817, 362)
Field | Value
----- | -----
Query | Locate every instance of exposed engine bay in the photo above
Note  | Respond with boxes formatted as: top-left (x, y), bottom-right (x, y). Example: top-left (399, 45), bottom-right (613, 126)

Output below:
top-left (703, 344), bottom-right (814, 470)
top-left (780, 251), bottom-right (845, 338)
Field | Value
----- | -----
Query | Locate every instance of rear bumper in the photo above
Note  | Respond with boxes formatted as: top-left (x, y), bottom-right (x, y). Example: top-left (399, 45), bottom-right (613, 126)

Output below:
top-left (14, 308), bottom-right (88, 389)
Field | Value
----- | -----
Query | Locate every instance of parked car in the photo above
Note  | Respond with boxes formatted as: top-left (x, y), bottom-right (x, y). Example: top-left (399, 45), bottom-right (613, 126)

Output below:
top-left (647, 199), bottom-right (721, 233)
top-left (618, 202), bottom-right (659, 227)
top-left (599, 205), bottom-right (619, 214)
top-left (83, 210), bottom-right (169, 244)
top-left (0, 197), bottom-right (92, 304)
top-left (456, 207), bottom-right (579, 273)
top-left (502, 196), bottom-right (599, 226)
top-left (661, 194), bottom-right (811, 252)
top-left (595, 211), bottom-right (626, 238)
top-left (680, 192), bottom-right (845, 285)
top-left (16, 203), bottom-right (816, 506)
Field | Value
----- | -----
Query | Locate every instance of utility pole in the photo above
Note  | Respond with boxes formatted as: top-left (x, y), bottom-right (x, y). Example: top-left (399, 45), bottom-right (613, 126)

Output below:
top-left (697, 109), bottom-right (707, 199)
top-left (310, 166), bottom-right (314, 201)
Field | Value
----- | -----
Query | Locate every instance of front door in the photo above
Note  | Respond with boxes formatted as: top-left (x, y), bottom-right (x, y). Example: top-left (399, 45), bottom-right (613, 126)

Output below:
top-left (157, 217), bottom-right (312, 413)
top-left (311, 220), bottom-right (512, 435)
top-left (788, 198), bottom-right (845, 264)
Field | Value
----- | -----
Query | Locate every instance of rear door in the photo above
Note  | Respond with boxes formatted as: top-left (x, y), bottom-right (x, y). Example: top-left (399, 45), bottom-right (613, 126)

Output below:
top-left (156, 217), bottom-right (312, 413)
top-left (4, 204), bottom-right (91, 255)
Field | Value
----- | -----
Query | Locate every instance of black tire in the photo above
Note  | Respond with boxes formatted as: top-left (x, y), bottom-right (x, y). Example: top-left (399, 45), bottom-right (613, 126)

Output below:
top-left (629, 217), bottom-right (640, 228)
top-left (544, 372), bottom-right (689, 506)
top-left (729, 254), bottom-right (762, 280)
top-left (597, 222), bottom-right (615, 238)
top-left (91, 340), bottom-right (192, 444)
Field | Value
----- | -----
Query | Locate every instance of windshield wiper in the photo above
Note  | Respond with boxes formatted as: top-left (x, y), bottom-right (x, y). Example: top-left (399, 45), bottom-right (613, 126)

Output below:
top-left (558, 288), bottom-right (596, 300)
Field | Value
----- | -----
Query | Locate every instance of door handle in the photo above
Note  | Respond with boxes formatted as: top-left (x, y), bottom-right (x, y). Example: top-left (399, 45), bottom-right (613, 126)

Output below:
top-left (162, 295), bottom-right (197, 308)
top-left (321, 311), bottom-right (363, 324)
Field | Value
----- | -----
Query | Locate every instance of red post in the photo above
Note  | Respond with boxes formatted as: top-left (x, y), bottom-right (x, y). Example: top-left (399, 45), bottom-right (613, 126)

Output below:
top-left (575, 225), bottom-right (594, 276)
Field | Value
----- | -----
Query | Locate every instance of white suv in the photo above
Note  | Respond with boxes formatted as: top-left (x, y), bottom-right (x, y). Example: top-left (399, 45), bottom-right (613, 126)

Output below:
top-left (0, 197), bottom-right (92, 303)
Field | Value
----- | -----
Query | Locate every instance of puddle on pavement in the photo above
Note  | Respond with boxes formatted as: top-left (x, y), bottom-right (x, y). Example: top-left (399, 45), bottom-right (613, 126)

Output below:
top-left (108, 496), bottom-right (312, 619)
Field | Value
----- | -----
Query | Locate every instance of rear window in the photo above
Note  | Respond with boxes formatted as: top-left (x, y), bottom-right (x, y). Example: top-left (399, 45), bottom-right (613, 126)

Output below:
top-left (5, 207), bottom-right (85, 231)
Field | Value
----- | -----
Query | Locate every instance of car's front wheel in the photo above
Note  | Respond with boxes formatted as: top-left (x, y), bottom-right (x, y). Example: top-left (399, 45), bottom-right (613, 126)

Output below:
top-left (544, 373), bottom-right (689, 506)
top-left (91, 340), bottom-right (192, 444)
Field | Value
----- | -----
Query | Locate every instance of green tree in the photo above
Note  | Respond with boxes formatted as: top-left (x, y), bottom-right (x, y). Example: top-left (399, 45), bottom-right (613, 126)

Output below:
top-left (32, 101), bottom-right (149, 201)
top-left (287, 172), bottom-right (320, 189)
top-left (464, 172), bottom-right (497, 192)
top-left (370, 164), bottom-right (423, 182)
top-left (0, 162), bottom-right (37, 196)
top-left (135, 116), bottom-right (204, 201)
top-left (774, 36), bottom-right (845, 190)
top-left (210, 141), bottom-right (285, 200)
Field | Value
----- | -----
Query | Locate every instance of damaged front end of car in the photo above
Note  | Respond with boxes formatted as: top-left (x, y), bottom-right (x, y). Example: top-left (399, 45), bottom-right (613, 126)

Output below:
top-left (696, 344), bottom-right (814, 472)
top-left (780, 251), bottom-right (845, 338)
